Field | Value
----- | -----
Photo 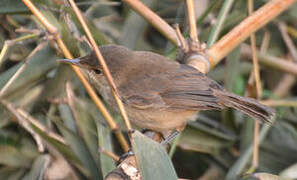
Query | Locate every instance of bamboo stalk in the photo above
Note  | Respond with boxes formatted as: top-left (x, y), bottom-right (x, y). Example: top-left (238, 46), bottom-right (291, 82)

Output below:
top-left (186, 0), bottom-right (199, 43)
top-left (207, 0), bottom-right (297, 67)
top-left (248, 0), bottom-right (261, 169)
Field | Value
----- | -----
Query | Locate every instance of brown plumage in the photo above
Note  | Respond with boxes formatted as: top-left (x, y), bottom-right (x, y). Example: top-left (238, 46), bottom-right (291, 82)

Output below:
top-left (59, 45), bottom-right (275, 132)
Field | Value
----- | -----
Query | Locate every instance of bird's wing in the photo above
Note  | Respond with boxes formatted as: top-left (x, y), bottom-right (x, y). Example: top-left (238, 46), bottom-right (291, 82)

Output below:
top-left (159, 65), bottom-right (223, 111)
top-left (120, 64), bottom-right (224, 111)
top-left (124, 93), bottom-right (168, 109)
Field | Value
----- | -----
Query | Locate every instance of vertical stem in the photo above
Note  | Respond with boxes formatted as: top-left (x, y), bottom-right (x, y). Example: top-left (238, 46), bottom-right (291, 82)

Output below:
top-left (252, 121), bottom-right (259, 167)
top-left (250, 34), bottom-right (262, 97)
top-left (186, 0), bottom-right (199, 43)
top-left (248, 0), bottom-right (261, 169)
top-left (278, 22), bottom-right (297, 62)
top-left (207, 0), bottom-right (235, 47)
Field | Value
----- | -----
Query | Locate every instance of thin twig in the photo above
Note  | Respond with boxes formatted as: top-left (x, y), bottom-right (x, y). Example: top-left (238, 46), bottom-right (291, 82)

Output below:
top-left (1, 99), bottom-right (45, 152)
top-left (65, 82), bottom-right (82, 134)
top-left (249, 34), bottom-right (262, 97)
top-left (0, 41), bottom-right (9, 66)
top-left (15, 27), bottom-right (43, 34)
top-left (22, 0), bottom-right (129, 152)
top-left (0, 41), bottom-right (47, 98)
top-left (196, 0), bottom-right (221, 27)
top-left (273, 74), bottom-right (296, 97)
top-left (226, 121), bottom-right (274, 178)
top-left (252, 120), bottom-right (259, 168)
top-left (261, 99), bottom-right (297, 107)
top-left (66, 1), bottom-right (121, 6)
top-left (247, 1), bottom-right (263, 98)
top-left (272, 22), bottom-right (297, 98)
top-left (248, 0), bottom-right (260, 169)
top-left (241, 44), bottom-right (297, 76)
top-left (278, 22), bottom-right (297, 62)
top-left (173, 24), bottom-right (187, 50)
top-left (99, 148), bottom-right (120, 162)
top-left (67, 0), bottom-right (132, 132)
top-left (22, 0), bottom-right (57, 34)
top-left (0, 33), bottom-right (40, 66)
top-left (186, 0), bottom-right (199, 43)
top-left (1, 99), bottom-right (66, 145)
top-left (6, 15), bottom-right (20, 28)
top-left (260, 30), bottom-right (270, 53)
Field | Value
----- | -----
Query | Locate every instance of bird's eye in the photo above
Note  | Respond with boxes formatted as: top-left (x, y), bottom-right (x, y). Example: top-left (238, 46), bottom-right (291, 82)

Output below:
top-left (94, 69), bottom-right (101, 74)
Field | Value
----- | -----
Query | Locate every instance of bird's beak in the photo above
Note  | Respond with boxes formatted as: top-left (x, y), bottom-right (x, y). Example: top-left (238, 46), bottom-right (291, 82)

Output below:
top-left (58, 58), bottom-right (81, 65)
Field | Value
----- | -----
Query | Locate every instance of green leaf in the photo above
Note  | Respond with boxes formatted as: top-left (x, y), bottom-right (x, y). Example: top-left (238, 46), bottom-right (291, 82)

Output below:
top-left (30, 123), bottom-right (79, 164)
top-left (131, 131), bottom-right (178, 180)
top-left (58, 104), bottom-right (77, 132)
top-left (56, 121), bottom-right (102, 179)
top-left (196, 0), bottom-right (221, 27)
top-left (60, 19), bottom-right (82, 58)
top-left (0, 44), bottom-right (58, 97)
top-left (119, 0), bottom-right (156, 49)
top-left (0, 167), bottom-right (25, 180)
top-left (67, 10), bottom-right (110, 45)
top-left (0, 145), bottom-right (33, 167)
top-left (179, 125), bottom-right (232, 154)
top-left (226, 124), bottom-right (273, 180)
top-left (97, 123), bottom-right (115, 177)
top-left (86, 99), bottom-right (116, 177)
top-left (0, 0), bottom-right (29, 14)
top-left (207, 0), bottom-right (235, 47)
top-left (23, 154), bottom-right (50, 180)
top-left (243, 173), bottom-right (288, 180)
top-left (225, 47), bottom-right (241, 92)
top-left (70, 97), bottom-right (100, 167)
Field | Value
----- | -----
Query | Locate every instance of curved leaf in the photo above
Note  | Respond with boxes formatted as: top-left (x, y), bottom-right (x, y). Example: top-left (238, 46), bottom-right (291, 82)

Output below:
top-left (132, 131), bottom-right (178, 180)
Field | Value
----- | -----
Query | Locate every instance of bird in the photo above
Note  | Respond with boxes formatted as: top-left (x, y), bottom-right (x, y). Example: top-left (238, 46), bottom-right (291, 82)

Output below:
top-left (59, 44), bottom-right (275, 138)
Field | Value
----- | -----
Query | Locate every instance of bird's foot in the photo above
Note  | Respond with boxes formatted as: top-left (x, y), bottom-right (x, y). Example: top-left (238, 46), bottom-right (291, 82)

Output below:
top-left (160, 130), bottom-right (180, 146)
top-left (118, 149), bottom-right (134, 164)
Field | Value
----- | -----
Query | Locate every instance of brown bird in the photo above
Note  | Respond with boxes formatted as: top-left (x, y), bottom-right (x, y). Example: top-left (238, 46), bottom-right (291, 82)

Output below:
top-left (59, 45), bottom-right (275, 137)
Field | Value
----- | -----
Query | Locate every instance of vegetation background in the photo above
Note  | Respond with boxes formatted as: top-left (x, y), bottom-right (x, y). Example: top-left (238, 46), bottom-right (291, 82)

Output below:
top-left (0, 0), bottom-right (297, 179)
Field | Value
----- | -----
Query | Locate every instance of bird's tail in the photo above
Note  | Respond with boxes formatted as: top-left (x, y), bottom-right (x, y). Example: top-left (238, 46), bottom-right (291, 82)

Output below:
top-left (214, 90), bottom-right (275, 123)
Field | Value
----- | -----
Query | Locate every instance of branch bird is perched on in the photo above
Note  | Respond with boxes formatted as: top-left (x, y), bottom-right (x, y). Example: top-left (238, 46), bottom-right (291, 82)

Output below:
top-left (59, 45), bottom-right (275, 137)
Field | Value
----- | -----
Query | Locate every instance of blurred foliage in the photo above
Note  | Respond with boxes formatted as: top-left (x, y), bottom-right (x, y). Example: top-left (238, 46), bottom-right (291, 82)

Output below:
top-left (0, 0), bottom-right (296, 179)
